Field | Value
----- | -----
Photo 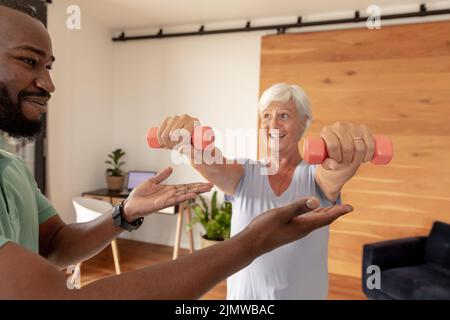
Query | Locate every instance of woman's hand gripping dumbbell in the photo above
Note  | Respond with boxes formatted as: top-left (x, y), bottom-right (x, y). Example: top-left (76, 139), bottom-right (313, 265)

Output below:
top-left (303, 135), bottom-right (393, 165)
top-left (146, 115), bottom-right (215, 151)
top-left (301, 122), bottom-right (393, 169)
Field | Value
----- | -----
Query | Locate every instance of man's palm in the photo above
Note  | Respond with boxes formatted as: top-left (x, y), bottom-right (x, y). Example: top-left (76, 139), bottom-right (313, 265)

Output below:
top-left (124, 167), bottom-right (213, 220)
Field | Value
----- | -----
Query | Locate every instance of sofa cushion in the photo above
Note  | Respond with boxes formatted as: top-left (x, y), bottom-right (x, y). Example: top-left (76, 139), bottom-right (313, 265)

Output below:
top-left (425, 221), bottom-right (450, 269)
top-left (381, 264), bottom-right (450, 300)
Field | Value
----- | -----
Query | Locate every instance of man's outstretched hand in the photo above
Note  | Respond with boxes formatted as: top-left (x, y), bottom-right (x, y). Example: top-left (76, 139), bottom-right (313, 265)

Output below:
top-left (243, 197), bottom-right (354, 256)
top-left (123, 167), bottom-right (213, 221)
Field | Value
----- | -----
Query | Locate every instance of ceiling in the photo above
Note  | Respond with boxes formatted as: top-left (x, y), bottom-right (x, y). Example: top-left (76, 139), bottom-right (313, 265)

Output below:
top-left (74, 0), bottom-right (450, 30)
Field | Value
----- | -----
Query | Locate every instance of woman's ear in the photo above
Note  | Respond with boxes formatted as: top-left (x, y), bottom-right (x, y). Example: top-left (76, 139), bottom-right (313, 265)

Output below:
top-left (297, 117), bottom-right (308, 138)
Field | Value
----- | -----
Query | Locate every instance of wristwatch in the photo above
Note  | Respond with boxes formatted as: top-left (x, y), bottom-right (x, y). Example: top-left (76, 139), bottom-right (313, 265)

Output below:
top-left (112, 200), bottom-right (144, 231)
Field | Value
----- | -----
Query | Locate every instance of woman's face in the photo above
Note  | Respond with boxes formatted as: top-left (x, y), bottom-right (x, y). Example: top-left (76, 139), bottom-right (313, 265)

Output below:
top-left (260, 98), bottom-right (307, 155)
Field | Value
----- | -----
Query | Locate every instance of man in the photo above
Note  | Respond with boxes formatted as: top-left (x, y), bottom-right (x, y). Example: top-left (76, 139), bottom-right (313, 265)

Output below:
top-left (0, 1), bottom-right (353, 299)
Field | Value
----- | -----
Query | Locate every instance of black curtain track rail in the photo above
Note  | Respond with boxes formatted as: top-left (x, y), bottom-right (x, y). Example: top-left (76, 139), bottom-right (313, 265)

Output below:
top-left (112, 4), bottom-right (450, 42)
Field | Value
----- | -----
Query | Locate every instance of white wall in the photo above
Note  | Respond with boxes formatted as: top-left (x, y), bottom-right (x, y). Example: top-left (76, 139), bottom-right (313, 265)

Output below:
top-left (47, 1), bottom-right (114, 223)
top-left (111, 33), bottom-right (263, 248)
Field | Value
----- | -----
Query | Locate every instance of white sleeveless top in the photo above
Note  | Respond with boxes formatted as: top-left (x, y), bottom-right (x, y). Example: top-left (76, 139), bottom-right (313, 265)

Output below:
top-left (227, 159), bottom-right (339, 300)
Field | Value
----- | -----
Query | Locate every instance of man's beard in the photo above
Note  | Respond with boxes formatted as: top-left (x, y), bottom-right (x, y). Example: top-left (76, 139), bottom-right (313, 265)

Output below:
top-left (0, 83), bottom-right (45, 139)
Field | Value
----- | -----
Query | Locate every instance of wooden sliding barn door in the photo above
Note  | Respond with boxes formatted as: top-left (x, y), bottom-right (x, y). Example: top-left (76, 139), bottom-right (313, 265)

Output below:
top-left (259, 21), bottom-right (450, 278)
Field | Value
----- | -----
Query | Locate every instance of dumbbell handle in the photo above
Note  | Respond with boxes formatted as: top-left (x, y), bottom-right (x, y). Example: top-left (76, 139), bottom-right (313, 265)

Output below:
top-left (146, 126), bottom-right (215, 150)
top-left (302, 135), bottom-right (393, 165)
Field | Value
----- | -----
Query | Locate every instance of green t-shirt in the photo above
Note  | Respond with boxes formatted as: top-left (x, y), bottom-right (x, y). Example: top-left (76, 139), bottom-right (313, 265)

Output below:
top-left (0, 149), bottom-right (57, 253)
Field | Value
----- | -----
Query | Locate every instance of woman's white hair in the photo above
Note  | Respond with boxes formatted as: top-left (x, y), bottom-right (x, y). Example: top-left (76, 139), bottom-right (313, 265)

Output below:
top-left (258, 83), bottom-right (312, 129)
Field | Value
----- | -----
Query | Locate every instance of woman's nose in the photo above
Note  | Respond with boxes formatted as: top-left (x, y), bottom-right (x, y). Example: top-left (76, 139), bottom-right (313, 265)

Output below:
top-left (270, 116), bottom-right (280, 128)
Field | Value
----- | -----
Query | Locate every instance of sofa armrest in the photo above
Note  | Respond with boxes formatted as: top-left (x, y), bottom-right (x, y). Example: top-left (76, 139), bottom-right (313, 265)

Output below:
top-left (362, 237), bottom-right (427, 299)
top-left (363, 237), bottom-right (427, 272)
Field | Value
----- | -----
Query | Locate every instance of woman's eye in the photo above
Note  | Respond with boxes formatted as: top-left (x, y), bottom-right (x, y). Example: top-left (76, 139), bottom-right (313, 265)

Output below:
top-left (281, 113), bottom-right (289, 119)
top-left (263, 114), bottom-right (271, 120)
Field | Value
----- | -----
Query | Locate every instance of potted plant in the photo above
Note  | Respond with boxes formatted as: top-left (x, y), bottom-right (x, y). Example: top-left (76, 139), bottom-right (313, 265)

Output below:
top-left (187, 191), bottom-right (232, 248)
top-left (105, 148), bottom-right (126, 191)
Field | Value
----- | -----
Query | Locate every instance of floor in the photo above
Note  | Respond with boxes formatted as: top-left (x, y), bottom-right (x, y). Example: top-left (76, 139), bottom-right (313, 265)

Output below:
top-left (79, 239), bottom-right (366, 300)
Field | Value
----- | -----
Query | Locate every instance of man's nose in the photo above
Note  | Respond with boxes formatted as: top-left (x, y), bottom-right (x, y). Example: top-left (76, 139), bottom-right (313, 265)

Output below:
top-left (35, 70), bottom-right (55, 93)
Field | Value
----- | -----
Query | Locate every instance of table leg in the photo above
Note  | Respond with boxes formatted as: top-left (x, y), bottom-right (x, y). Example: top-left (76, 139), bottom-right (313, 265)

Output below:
top-left (185, 205), bottom-right (195, 253)
top-left (173, 203), bottom-right (184, 260)
top-left (111, 239), bottom-right (121, 274)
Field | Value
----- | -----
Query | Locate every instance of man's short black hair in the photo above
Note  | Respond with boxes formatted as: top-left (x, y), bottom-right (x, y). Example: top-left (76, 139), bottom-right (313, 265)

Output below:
top-left (0, 0), bottom-right (38, 18)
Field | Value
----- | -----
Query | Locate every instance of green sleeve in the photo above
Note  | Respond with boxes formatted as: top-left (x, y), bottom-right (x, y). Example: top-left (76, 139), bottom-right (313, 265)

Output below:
top-left (35, 185), bottom-right (58, 224)
top-left (12, 153), bottom-right (58, 224)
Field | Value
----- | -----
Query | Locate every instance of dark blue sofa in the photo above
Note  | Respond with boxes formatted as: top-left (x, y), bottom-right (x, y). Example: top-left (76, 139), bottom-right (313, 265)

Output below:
top-left (362, 221), bottom-right (450, 300)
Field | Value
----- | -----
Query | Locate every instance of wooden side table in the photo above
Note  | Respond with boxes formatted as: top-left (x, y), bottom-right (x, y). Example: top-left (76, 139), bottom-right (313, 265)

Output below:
top-left (173, 202), bottom-right (195, 259)
top-left (82, 189), bottom-right (195, 268)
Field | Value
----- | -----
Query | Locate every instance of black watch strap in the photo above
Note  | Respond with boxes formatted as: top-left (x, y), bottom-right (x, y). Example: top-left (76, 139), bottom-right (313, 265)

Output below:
top-left (112, 200), bottom-right (144, 232)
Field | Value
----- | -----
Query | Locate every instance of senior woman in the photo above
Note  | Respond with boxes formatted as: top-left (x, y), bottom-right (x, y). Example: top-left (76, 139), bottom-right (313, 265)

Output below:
top-left (155, 83), bottom-right (374, 299)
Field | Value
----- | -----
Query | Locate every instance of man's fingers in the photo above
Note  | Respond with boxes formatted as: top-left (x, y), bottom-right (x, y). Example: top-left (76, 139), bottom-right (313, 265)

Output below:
top-left (174, 186), bottom-right (188, 196)
top-left (275, 197), bottom-right (320, 220)
top-left (166, 193), bottom-right (199, 207)
top-left (151, 167), bottom-right (173, 184)
top-left (186, 186), bottom-right (213, 195)
top-left (294, 204), bottom-right (354, 231)
top-left (186, 182), bottom-right (213, 193)
top-left (173, 183), bottom-right (213, 196)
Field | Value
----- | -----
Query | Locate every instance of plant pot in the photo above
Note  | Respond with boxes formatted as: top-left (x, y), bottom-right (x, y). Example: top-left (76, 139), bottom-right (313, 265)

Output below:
top-left (200, 236), bottom-right (222, 249)
top-left (106, 175), bottom-right (125, 191)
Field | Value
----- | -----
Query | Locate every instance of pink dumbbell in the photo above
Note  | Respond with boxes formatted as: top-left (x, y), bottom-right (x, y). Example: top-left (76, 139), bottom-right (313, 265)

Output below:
top-left (302, 135), bottom-right (393, 165)
top-left (146, 126), bottom-right (215, 150)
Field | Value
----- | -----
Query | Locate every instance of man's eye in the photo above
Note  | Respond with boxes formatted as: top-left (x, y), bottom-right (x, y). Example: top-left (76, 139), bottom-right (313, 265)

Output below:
top-left (263, 114), bottom-right (271, 120)
top-left (281, 113), bottom-right (289, 119)
top-left (21, 58), bottom-right (37, 66)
